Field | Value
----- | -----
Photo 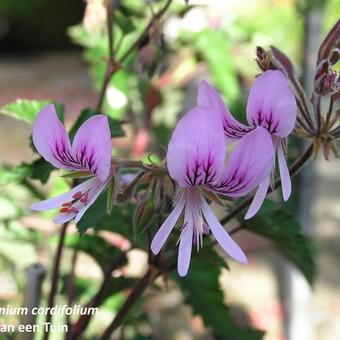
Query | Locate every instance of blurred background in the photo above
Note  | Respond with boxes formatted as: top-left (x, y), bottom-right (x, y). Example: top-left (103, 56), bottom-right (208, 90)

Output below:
top-left (0, 0), bottom-right (339, 339)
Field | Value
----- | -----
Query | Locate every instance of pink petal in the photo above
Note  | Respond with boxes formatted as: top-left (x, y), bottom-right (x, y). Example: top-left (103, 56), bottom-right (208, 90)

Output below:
top-left (277, 142), bottom-right (291, 201)
top-left (54, 211), bottom-right (78, 224)
top-left (197, 80), bottom-right (250, 141)
top-left (72, 115), bottom-right (112, 181)
top-left (177, 223), bottom-right (194, 277)
top-left (214, 126), bottom-right (275, 197)
top-left (246, 70), bottom-right (297, 137)
top-left (74, 178), bottom-right (108, 223)
top-left (200, 198), bottom-right (247, 264)
top-left (30, 177), bottom-right (97, 211)
top-left (32, 105), bottom-right (73, 170)
top-left (30, 176), bottom-right (108, 224)
top-left (54, 178), bottom-right (107, 224)
top-left (167, 106), bottom-right (225, 187)
top-left (151, 194), bottom-right (186, 255)
top-left (244, 175), bottom-right (270, 220)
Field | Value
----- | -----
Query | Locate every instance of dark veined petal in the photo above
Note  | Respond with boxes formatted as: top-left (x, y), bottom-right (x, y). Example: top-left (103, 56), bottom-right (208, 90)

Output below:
top-left (197, 80), bottom-right (251, 141)
top-left (72, 115), bottom-right (112, 181)
top-left (32, 105), bottom-right (73, 170)
top-left (246, 70), bottom-right (297, 137)
top-left (167, 106), bottom-right (225, 188)
top-left (32, 106), bottom-right (112, 180)
top-left (214, 126), bottom-right (275, 197)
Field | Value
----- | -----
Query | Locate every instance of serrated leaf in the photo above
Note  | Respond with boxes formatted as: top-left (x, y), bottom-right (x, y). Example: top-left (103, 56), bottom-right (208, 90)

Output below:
top-left (242, 199), bottom-right (316, 284)
top-left (76, 193), bottom-right (108, 234)
top-left (69, 108), bottom-right (125, 141)
top-left (0, 99), bottom-right (64, 124)
top-left (29, 158), bottom-right (56, 184)
top-left (175, 257), bottom-right (263, 339)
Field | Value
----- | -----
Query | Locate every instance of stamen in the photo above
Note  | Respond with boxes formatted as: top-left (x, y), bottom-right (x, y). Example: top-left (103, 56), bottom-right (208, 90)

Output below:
top-left (62, 201), bottom-right (73, 207)
top-left (60, 207), bottom-right (70, 213)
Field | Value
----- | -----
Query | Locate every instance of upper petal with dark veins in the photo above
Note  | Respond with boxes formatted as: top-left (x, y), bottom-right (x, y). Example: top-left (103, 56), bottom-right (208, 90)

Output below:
top-left (246, 70), bottom-right (297, 137)
top-left (167, 106), bottom-right (225, 188)
top-left (197, 80), bottom-right (252, 141)
top-left (32, 105), bottom-right (112, 180)
top-left (213, 126), bottom-right (275, 197)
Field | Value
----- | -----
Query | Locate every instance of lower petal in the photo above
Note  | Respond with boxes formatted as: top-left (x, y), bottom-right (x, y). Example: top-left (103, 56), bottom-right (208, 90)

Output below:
top-left (178, 223), bottom-right (194, 277)
top-left (245, 176), bottom-right (270, 220)
top-left (54, 211), bottom-right (77, 224)
top-left (151, 194), bottom-right (185, 255)
top-left (74, 179), bottom-right (108, 223)
top-left (201, 198), bottom-right (247, 264)
top-left (30, 177), bottom-right (97, 211)
top-left (278, 142), bottom-right (291, 201)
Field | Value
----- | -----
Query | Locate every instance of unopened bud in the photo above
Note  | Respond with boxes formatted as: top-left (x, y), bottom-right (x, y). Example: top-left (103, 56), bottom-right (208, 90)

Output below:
top-left (315, 60), bottom-right (340, 95)
top-left (256, 47), bottom-right (274, 71)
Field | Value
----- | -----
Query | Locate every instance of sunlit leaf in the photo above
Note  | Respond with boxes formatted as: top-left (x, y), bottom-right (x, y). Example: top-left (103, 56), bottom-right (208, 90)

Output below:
top-left (0, 99), bottom-right (64, 124)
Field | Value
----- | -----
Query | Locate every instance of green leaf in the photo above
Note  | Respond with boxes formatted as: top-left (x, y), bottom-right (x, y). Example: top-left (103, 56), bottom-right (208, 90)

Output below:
top-left (76, 194), bottom-right (149, 248)
top-left (29, 158), bottom-right (56, 184)
top-left (113, 11), bottom-right (136, 35)
top-left (76, 193), bottom-right (108, 234)
top-left (175, 256), bottom-right (264, 339)
top-left (242, 199), bottom-right (316, 284)
top-left (0, 99), bottom-right (64, 124)
top-left (68, 108), bottom-right (125, 141)
top-left (64, 233), bottom-right (128, 273)
top-left (187, 29), bottom-right (239, 103)
top-left (0, 158), bottom-right (55, 185)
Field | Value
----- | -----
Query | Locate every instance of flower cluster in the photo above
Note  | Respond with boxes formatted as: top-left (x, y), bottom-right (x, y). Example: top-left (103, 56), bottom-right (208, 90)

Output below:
top-left (151, 70), bottom-right (296, 276)
top-left (30, 70), bottom-right (296, 277)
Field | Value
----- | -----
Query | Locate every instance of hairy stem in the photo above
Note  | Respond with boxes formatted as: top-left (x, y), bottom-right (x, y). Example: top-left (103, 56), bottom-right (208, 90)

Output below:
top-left (219, 143), bottom-right (313, 226)
top-left (43, 222), bottom-right (69, 340)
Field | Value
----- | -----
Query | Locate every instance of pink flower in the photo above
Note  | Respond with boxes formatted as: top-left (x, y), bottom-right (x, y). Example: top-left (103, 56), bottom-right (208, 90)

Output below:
top-left (151, 106), bottom-right (275, 276)
top-left (197, 70), bottom-right (297, 219)
top-left (30, 105), bottom-right (112, 224)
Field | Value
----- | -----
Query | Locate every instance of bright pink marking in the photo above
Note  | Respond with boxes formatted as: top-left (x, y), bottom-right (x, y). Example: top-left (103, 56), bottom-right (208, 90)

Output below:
top-left (62, 201), bottom-right (73, 207)
top-left (60, 207), bottom-right (70, 213)
top-left (80, 192), bottom-right (89, 204)
top-left (73, 192), bottom-right (82, 199)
